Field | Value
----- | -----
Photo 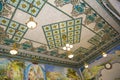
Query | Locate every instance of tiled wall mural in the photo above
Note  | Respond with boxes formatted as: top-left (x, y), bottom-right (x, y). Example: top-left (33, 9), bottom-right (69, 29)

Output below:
top-left (0, 58), bottom-right (81, 80)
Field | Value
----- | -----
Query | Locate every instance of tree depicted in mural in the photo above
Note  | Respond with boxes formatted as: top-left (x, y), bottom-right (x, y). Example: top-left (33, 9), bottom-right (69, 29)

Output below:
top-left (83, 66), bottom-right (103, 80)
top-left (46, 71), bottom-right (63, 80)
top-left (7, 60), bottom-right (24, 80)
top-left (66, 68), bottom-right (80, 80)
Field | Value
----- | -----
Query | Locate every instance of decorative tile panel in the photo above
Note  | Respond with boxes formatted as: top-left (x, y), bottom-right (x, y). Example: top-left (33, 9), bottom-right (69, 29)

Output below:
top-left (0, 17), bottom-right (9, 26)
top-left (0, 17), bottom-right (28, 42)
top-left (12, 36), bottom-right (21, 42)
top-left (96, 0), bottom-right (119, 24)
top-left (6, 28), bottom-right (16, 35)
top-left (43, 18), bottom-right (82, 49)
top-left (28, 6), bottom-right (39, 16)
top-left (18, 25), bottom-right (28, 32)
top-left (7, 0), bottom-right (46, 17)
top-left (88, 37), bottom-right (101, 46)
top-left (15, 31), bottom-right (24, 37)
top-left (18, 1), bottom-right (30, 11)
top-left (9, 21), bottom-right (19, 29)
top-left (33, 0), bottom-right (45, 9)
top-left (8, 0), bottom-right (19, 7)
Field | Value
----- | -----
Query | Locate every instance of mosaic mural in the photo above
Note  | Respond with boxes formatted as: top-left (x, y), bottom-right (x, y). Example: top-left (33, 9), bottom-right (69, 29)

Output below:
top-left (0, 58), bottom-right (81, 80)
top-left (0, 59), bottom-right (24, 80)
top-left (45, 64), bottom-right (81, 80)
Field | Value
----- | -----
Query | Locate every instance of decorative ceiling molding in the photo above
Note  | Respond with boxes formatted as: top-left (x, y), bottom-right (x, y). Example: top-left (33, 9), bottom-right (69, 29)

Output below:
top-left (96, 0), bottom-right (120, 25)
top-left (0, 44), bottom-right (78, 67)
top-left (78, 34), bottom-right (120, 67)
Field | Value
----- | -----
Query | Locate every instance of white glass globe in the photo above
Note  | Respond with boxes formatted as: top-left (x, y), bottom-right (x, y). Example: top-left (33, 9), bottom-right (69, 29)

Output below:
top-left (69, 45), bottom-right (73, 48)
top-left (27, 21), bottom-right (37, 29)
top-left (67, 47), bottom-right (70, 51)
top-left (68, 54), bottom-right (74, 58)
top-left (103, 53), bottom-right (107, 57)
top-left (66, 44), bottom-right (69, 47)
top-left (84, 64), bottom-right (89, 68)
top-left (10, 49), bottom-right (18, 55)
top-left (63, 47), bottom-right (67, 50)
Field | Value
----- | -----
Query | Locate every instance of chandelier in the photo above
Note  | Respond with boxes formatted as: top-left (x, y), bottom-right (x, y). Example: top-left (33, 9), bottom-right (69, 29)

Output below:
top-left (63, 43), bottom-right (73, 51)
top-left (102, 52), bottom-right (107, 57)
top-left (10, 43), bottom-right (18, 55)
top-left (62, 35), bottom-right (74, 58)
top-left (84, 63), bottom-right (89, 68)
top-left (26, 16), bottom-right (37, 29)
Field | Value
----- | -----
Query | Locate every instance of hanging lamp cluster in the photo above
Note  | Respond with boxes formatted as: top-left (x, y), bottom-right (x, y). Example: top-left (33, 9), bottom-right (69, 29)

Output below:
top-left (26, 16), bottom-right (37, 29)
top-left (10, 43), bottom-right (18, 55)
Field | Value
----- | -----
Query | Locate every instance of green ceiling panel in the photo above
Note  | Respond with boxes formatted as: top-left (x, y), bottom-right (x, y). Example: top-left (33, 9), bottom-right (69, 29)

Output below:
top-left (28, 6), bottom-right (39, 16)
top-left (0, 17), bottom-right (9, 26)
top-left (59, 22), bottom-right (66, 28)
top-left (12, 36), bottom-right (21, 42)
top-left (7, 0), bottom-right (46, 17)
top-left (15, 31), bottom-right (24, 37)
top-left (43, 18), bottom-right (82, 49)
top-left (0, 17), bottom-right (28, 42)
top-left (18, 1), bottom-right (30, 11)
top-left (8, 0), bottom-right (19, 7)
top-left (18, 25), bottom-right (28, 32)
top-left (6, 28), bottom-right (16, 35)
top-left (9, 21), bottom-right (19, 29)
top-left (33, 0), bottom-right (46, 9)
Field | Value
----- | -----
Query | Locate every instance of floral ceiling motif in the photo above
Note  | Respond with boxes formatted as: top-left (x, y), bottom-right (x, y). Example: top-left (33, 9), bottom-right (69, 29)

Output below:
top-left (0, 0), bottom-right (12, 16)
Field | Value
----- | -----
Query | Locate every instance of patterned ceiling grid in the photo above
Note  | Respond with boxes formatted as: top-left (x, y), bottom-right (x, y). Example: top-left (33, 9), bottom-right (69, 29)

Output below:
top-left (0, 0), bottom-right (120, 67)
top-left (43, 18), bottom-right (82, 49)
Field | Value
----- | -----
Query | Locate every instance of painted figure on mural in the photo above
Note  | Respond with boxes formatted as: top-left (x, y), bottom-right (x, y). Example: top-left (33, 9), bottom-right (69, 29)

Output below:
top-left (28, 65), bottom-right (44, 80)
top-left (7, 61), bottom-right (24, 80)
top-left (28, 68), bottom-right (36, 80)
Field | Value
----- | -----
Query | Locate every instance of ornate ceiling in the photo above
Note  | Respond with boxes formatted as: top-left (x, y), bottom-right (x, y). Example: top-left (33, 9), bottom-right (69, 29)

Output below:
top-left (0, 0), bottom-right (120, 68)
